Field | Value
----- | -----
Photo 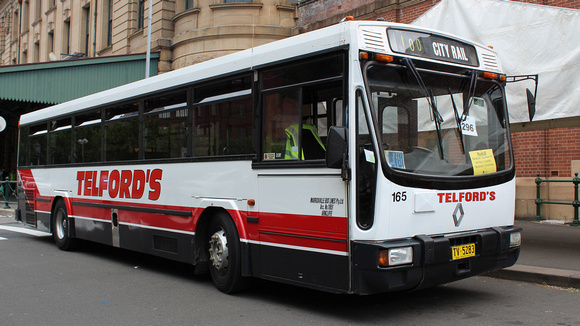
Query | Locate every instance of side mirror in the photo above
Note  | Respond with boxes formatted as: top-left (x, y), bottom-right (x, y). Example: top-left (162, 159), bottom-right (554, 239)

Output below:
top-left (325, 126), bottom-right (347, 169)
top-left (526, 88), bottom-right (536, 121)
top-left (505, 74), bottom-right (538, 122)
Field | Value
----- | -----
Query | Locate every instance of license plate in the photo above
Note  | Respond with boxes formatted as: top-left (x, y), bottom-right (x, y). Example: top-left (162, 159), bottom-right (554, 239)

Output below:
top-left (451, 243), bottom-right (476, 260)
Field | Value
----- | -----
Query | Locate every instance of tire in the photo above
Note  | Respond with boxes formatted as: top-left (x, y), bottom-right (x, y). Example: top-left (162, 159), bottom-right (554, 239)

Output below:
top-left (207, 211), bottom-right (248, 294)
top-left (52, 200), bottom-right (78, 251)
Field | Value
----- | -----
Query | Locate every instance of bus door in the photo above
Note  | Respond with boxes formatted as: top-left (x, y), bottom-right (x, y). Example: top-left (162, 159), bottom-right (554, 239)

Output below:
top-left (256, 82), bottom-right (350, 292)
top-left (256, 171), bottom-right (348, 291)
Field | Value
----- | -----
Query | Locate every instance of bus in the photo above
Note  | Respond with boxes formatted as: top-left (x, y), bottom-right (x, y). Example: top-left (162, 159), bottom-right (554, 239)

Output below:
top-left (16, 19), bottom-right (523, 295)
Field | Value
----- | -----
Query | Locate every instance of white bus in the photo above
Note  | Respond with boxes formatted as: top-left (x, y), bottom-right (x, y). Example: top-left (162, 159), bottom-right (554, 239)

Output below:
top-left (16, 19), bottom-right (523, 295)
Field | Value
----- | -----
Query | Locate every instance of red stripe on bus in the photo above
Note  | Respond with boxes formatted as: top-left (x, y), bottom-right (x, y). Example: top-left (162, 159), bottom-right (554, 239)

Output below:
top-left (258, 211), bottom-right (348, 235)
top-left (259, 230), bottom-right (348, 253)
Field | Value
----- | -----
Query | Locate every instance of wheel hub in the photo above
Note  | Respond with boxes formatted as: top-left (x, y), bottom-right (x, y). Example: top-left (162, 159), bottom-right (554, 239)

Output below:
top-left (55, 210), bottom-right (66, 240)
top-left (209, 229), bottom-right (229, 274)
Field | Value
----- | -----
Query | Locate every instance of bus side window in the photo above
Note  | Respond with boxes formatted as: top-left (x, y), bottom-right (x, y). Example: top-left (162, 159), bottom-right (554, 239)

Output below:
top-left (260, 52), bottom-right (345, 162)
top-left (261, 83), bottom-right (343, 161)
top-left (104, 102), bottom-right (140, 162)
top-left (19, 123), bottom-right (48, 166)
top-left (74, 110), bottom-right (102, 163)
top-left (49, 118), bottom-right (73, 165)
top-left (143, 90), bottom-right (188, 159)
top-left (192, 76), bottom-right (253, 157)
top-left (262, 90), bottom-right (301, 160)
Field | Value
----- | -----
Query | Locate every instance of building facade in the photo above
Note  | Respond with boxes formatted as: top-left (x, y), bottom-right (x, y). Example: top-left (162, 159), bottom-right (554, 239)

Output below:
top-left (0, 0), bottom-right (298, 73)
top-left (0, 0), bottom-right (297, 184)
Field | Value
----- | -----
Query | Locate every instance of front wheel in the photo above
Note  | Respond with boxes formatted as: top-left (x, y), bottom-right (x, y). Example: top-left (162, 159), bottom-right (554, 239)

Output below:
top-left (207, 212), bottom-right (248, 294)
top-left (52, 200), bottom-right (78, 251)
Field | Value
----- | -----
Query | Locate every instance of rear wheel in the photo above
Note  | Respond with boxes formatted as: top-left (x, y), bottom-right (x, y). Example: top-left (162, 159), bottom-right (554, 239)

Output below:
top-left (207, 212), bottom-right (248, 294)
top-left (52, 200), bottom-right (78, 251)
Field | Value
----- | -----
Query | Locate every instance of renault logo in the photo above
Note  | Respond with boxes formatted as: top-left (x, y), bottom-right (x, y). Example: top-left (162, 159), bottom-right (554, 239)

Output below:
top-left (453, 203), bottom-right (465, 227)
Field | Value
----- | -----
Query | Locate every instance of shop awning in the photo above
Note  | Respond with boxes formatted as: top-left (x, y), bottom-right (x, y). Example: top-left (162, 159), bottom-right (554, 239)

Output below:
top-left (0, 52), bottom-right (159, 105)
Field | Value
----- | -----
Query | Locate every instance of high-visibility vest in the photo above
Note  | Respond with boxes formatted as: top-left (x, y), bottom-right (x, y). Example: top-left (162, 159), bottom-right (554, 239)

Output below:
top-left (284, 124), bottom-right (326, 159)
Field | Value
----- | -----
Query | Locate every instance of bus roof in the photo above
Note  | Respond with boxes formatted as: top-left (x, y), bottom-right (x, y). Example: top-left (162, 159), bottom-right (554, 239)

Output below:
top-left (20, 21), bottom-right (500, 126)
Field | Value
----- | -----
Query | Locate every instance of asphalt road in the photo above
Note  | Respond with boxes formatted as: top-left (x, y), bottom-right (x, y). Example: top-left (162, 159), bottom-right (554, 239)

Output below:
top-left (1, 223), bottom-right (579, 326)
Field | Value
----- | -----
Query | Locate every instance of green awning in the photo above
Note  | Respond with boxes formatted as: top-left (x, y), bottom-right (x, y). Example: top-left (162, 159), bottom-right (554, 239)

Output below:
top-left (0, 52), bottom-right (159, 105)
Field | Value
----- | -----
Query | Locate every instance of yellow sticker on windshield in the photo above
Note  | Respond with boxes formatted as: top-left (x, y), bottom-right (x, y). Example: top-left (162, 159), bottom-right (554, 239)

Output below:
top-left (469, 149), bottom-right (497, 175)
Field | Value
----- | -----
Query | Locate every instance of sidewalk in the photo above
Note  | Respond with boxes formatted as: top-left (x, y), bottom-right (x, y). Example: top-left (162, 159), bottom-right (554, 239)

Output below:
top-left (486, 219), bottom-right (580, 289)
top-left (0, 208), bottom-right (19, 227)
top-left (1, 207), bottom-right (579, 288)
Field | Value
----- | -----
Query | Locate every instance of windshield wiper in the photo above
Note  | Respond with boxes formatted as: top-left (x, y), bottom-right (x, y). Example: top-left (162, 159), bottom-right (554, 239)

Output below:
top-left (449, 88), bottom-right (466, 154)
top-left (403, 58), bottom-right (445, 159)
top-left (461, 70), bottom-right (478, 120)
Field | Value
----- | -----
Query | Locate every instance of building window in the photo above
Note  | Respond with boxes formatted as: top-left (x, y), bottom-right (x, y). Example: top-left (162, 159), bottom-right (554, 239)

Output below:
top-left (63, 20), bottom-right (70, 55)
top-left (0, 17), bottom-right (6, 54)
top-left (33, 41), bottom-right (39, 62)
top-left (22, 1), bottom-right (29, 28)
top-left (185, 0), bottom-right (194, 9)
top-left (107, 0), bottom-right (113, 46)
top-left (48, 31), bottom-right (54, 55)
top-left (35, 0), bottom-right (42, 20)
top-left (11, 10), bottom-right (19, 40)
top-left (83, 5), bottom-right (91, 55)
top-left (137, 0), bottom-right (145, 30)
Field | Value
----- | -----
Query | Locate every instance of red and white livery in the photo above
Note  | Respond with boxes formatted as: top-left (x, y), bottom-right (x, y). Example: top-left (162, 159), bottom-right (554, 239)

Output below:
top-left (17, 20), bottom-right (522, 294)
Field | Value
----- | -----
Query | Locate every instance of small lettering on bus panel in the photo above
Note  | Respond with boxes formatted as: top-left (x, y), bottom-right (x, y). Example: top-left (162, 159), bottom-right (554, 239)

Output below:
top-left (76, 169), bottom-right (162, 200)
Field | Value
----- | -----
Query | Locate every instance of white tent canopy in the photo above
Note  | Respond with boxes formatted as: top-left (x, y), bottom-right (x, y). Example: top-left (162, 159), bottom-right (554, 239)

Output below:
top-left (412, 0), bottom-right (580, 123)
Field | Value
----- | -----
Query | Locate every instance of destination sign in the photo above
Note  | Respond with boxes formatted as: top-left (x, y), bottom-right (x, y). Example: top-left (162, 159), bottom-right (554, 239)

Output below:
top-left (387, 28), bottom-right (479, 67)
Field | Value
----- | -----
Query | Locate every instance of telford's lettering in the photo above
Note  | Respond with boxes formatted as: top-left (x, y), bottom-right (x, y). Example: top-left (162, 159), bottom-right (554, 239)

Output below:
top-left (437, 191), bottom-right (496, 203)
top-left (76, 169), bottom-right (162, 200)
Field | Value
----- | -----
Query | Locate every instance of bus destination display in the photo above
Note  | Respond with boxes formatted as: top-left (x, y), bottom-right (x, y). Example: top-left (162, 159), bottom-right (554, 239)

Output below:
top-left (387, 28), bottom-right (479, 67)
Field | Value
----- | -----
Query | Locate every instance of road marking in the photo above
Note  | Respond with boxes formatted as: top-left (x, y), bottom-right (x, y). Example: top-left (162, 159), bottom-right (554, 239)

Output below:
top-left (0, 225), bottom-right (50, 237)
top-left (0, 237), bottom-right (6, 240)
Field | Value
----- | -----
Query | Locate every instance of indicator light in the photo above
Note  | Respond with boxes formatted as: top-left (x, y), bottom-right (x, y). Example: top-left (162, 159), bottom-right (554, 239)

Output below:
top-left (376, 54), bottom-right (394, 63)
top-left (482, 72), bottom-right (498, 80)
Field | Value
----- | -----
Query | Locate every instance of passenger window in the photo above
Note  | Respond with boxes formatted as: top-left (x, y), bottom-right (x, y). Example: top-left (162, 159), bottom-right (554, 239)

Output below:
top-left (261, 81), bottom-right (343, 161)
top-left (19, 123), bottom-right (48, 166)
top-left (262, 90), bottom-right (301, 160)
top-left (104, 102), bottom-right (139, 161)
top-left (49, 118), bottom-right (72, 164)
top-left (193, 76), bottom-right (253, 157)
top-left (74, 110), bottom-right (102, 163)
top-left (144, 91), bottom-right (189, 159)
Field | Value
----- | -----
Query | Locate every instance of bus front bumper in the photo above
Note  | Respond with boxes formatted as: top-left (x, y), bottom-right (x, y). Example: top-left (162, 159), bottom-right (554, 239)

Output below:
top-left (351, 226), bottom-right (521, 295)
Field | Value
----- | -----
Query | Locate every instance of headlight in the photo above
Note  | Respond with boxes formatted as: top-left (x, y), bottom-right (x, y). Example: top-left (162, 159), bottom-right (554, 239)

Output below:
top-left (509, 231), bottom-right (521, 247)
top-left (379, 247), bottom-right (413, 267)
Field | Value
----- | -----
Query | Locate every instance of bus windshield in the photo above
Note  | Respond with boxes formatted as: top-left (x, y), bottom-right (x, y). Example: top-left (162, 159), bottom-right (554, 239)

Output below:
top-left (364, 63), bottom-right (511, 177)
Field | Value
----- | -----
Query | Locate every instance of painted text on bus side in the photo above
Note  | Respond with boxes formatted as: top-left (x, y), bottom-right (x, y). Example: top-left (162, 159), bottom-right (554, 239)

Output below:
top-left (437, 191), bottom-right (496, 203)
top-left (76, 169), bottom-right (162, 200)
